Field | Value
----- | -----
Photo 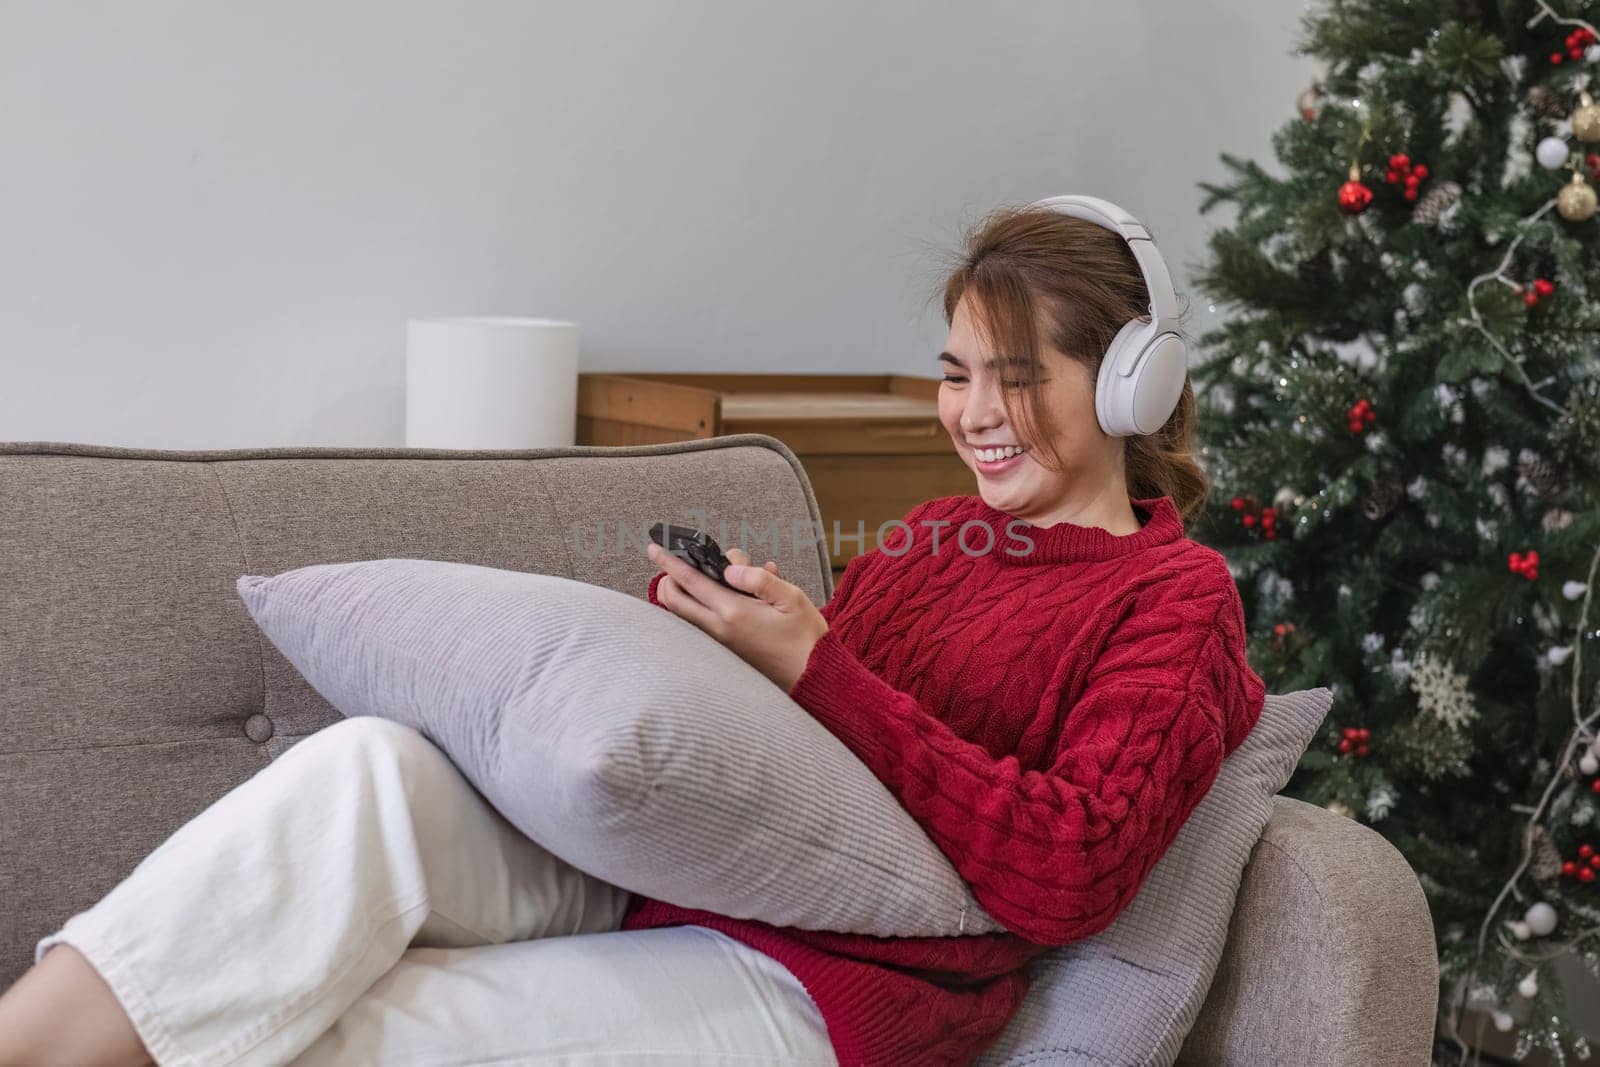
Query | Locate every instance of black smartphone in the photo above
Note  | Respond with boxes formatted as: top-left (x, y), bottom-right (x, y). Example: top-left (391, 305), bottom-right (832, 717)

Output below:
top-left (648, 523), bottom-right (759, 598)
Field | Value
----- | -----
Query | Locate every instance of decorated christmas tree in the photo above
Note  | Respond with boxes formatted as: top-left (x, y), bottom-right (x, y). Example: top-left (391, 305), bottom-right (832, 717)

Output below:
top-left (1188, 1), bottom-right (1600, 1062)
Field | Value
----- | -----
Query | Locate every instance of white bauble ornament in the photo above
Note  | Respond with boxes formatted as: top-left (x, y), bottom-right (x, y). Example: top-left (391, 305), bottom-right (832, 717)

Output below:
top-left (1518, 971), bottom-right (1540, 998)
top-left (1589, 43), bottom-right (1600, 62)
top-left (1510, 920), bottom-right (1532, 940)
top-left (1580, 752), bottom-right (1599, 776)
top-left (1493, 1010), bottom-right (1515, 1032)
top-left (1524, 902), bottom-right (1558, 937)
top-left (1548, 645), bottom-right (1573, 666)
top-left (1537, 136), bottom-right (1571, 169)
top-left (1274, 486), bottom-right (1298, 509)
top-left (1564, 581), bottom-right (1590, 601)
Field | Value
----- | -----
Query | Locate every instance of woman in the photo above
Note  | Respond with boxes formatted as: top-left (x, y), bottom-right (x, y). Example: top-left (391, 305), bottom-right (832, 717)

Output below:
top-left (0, 200), bottom-right (1265, 1067)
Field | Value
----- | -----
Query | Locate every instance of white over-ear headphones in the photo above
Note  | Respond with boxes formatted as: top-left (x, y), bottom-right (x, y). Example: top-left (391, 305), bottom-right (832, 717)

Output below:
top-left (1027, 194), bottom-right (1188, 437)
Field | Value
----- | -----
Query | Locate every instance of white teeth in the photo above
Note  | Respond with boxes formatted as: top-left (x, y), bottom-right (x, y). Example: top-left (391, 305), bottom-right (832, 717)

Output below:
top-left (975, 446), bottom-right (1026, 462)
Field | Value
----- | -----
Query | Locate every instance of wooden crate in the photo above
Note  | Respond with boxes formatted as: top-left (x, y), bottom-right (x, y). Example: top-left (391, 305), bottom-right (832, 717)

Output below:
top-left (577, 373), bottom-right (974, 573)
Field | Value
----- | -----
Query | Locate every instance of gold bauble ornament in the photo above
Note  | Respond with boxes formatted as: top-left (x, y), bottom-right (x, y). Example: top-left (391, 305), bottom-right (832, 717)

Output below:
top-left (1573, 91), bottom-right (1600, 144)
top-left (1557, 172), bottom-right (1598, 221)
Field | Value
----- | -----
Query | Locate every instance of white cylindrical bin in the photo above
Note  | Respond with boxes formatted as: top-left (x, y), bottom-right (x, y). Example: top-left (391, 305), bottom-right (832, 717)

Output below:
top-left (405, 316), bottom-right (579, 448)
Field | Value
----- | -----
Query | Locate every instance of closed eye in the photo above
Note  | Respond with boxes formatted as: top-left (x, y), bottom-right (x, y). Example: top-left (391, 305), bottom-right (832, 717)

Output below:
top-left (942, 375), bottom-right (1037, 388)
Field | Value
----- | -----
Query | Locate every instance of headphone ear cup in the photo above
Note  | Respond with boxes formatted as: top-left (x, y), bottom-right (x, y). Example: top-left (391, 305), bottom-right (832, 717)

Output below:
top-left (1130, 333), bottom-right (1188, 433)
top-left (1094, 320), bottom-right (1150, 437)
top-left (1096, 322), bottom-right (1188, 436)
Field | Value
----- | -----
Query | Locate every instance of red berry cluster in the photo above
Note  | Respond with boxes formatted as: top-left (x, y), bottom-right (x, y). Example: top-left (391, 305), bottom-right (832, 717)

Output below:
top-left (1385, 154), bottom-right (1429, 201)
top-left (1509, 550), bottom-right (1541, 580)
top-left (1519, 278), bottom-right (1556, 307)
top-left (1561, 843), bottom-right (1600, 883)
top-left (1338, 726), bottom-right (1371, 758)
top-left (1230, 496), bottom-right (1280, 540)
top-left (1271, 620), bottom-right (1299, 652)
top-left (1550, 25), bottom-right (1596, 64)
top-left (1348, 397), bottom-right (1377, 434)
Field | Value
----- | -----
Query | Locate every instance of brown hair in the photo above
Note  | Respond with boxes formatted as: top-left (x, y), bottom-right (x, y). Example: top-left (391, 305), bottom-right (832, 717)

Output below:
top-left (933, 202), bottom-right (1207, 525)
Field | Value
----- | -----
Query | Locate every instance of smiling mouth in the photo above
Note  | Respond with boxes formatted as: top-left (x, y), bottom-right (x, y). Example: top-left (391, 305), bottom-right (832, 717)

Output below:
top-left (972, 447), bottom-right (1028, 474)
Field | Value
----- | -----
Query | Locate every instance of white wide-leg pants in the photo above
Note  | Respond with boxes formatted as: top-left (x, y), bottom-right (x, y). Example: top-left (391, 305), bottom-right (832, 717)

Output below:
top-left (34, 716), bottom-right (836, 1066)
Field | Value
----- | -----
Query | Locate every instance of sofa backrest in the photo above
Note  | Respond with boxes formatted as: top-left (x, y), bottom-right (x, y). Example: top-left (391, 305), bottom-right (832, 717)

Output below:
top-left (0, 435), bottom-right (832, 987)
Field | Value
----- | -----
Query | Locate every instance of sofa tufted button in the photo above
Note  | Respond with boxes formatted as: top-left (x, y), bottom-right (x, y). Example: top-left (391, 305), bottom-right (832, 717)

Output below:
top-left (244, 714), bottom-right (275, 743)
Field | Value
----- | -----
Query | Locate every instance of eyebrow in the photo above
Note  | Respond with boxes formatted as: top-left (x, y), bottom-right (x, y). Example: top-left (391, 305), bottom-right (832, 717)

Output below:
top-left (938, 352), bottom-right (1040, 370)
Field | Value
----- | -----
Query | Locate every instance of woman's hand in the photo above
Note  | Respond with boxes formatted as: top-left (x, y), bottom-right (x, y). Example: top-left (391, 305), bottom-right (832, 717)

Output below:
top-left (647, 541), bottom-right (828, 694)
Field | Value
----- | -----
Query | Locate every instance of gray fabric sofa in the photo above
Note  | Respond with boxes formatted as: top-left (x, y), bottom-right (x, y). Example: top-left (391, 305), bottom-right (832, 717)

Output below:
top-left (0, 435), bottom-right (1440, 1064)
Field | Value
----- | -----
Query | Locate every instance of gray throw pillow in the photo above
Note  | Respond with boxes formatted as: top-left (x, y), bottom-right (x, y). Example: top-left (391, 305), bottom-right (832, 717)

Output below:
top-left (974, 687), bottom-right (1331, 1067)
top-left (235, 557), bottom-right (1004, 939)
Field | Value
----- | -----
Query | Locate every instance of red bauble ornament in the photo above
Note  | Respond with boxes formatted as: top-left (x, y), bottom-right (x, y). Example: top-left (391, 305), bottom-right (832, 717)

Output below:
top-left (1592, 778), bottom-right (1600, 793)
top-left (1338, 178), bottom-right (1374, 214)
top-left (1564, 860), bottom-right (1580, 876)
top-left (1580, 844), bottom-right (1594, 859)
top-left (1534, 278), bottom-right (1554, 297)
top-left (1583, 867), bottom-right (1597, 882)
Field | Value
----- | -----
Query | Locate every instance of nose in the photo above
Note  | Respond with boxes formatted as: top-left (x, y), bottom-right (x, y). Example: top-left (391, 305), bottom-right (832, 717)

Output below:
top-left (958, 374), bottom-right (1007, 438)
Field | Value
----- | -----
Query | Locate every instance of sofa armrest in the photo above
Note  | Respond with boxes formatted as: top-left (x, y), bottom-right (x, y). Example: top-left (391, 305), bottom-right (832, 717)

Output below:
top-left (1178, 795), bottom-right (1438, 1066)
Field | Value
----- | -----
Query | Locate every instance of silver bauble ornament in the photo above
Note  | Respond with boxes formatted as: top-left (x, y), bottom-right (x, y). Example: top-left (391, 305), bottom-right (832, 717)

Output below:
top-left (1524, 902), bottom-right (1558, 937)
top-left (1537, 136), bottom-right (1571, 169)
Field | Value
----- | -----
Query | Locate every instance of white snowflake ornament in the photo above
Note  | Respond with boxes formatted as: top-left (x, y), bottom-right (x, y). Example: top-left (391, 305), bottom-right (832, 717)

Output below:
top-left (1409, 653), bottom-right (1479, 731)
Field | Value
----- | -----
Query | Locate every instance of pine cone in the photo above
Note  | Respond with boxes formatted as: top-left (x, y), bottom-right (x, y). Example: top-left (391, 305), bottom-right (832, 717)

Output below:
top-left (1362, 478), bottom-right (1403, 521)
top-left (1527, 84), bottom-right (1567, 121)
top-left (1518, 452), bottom-right (1564, 499)
top-left (1530, 825), bottom-right (1564, 882)
top-left (1412, 180), bottom-right (1463, 226)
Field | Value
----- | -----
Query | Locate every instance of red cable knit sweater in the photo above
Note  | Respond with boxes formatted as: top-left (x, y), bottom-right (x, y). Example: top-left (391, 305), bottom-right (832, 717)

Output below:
top-left (624, 493), bottom-right (1266, 1066)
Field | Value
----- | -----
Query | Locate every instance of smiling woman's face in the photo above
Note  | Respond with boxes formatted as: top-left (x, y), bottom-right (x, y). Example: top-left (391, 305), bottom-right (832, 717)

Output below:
top-left (937, 295), bottom-right (1123, 524)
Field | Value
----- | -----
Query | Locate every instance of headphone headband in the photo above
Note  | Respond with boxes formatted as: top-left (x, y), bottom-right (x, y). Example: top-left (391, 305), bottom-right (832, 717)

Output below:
top-left (1026, 194), bottom-right (1180, 332)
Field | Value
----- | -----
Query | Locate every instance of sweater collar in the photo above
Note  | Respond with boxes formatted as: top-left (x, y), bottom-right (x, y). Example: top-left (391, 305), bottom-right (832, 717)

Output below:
top-left (965, 493), bottom-right (1184, 565)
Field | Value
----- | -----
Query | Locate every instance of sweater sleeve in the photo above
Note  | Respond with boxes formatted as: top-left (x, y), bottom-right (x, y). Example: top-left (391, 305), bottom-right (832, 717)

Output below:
top-left (787, 592), bottom-right (1259, 947)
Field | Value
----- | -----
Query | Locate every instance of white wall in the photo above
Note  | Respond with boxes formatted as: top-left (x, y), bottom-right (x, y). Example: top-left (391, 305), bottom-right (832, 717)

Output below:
top-left (0, 1), bottom-right (1315, 448)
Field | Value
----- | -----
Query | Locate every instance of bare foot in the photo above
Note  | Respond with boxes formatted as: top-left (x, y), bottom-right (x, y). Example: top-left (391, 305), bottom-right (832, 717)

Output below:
top-left (0, 944), bottom-right (153, 1066)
